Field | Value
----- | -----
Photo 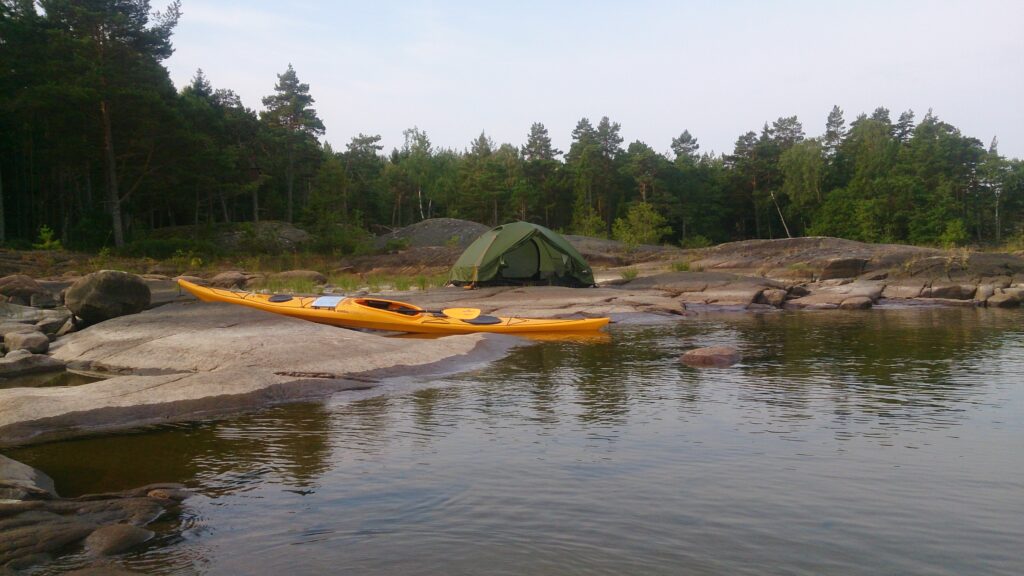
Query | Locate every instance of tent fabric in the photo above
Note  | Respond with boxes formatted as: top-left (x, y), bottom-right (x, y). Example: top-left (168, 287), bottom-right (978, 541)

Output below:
top-left (449, 221), bottom-right (595, 287)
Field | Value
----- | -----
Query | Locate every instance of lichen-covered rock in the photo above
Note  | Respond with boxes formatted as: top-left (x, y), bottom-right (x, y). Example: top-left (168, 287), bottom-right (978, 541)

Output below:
top-left (64, 271), bottom-right (151, 325)
top-left (4, 331), bottom-right (50, 354)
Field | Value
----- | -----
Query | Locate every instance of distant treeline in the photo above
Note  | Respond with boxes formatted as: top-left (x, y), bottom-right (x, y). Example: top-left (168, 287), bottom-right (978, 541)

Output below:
top-left (2, 1), bottom-right (1022, 256)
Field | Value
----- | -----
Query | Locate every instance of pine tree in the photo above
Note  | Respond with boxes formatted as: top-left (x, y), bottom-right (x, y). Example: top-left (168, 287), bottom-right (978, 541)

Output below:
top-left (670, 130), bottom-right (700, 164)
top-left (261, 64), bottom-right (324, 222)
top-left (823, 105), bottom-right (846, 158)
top-left (895, 110), bottom-right (916, 144)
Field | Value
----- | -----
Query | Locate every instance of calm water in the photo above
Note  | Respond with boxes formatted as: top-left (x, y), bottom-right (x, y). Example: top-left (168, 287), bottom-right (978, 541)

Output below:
top-left (9, 307), bottom-right (1024, 575)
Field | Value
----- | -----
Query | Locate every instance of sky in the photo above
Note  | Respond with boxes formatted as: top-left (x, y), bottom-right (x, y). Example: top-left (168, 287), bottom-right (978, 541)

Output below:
top-left (164, 0), bottom-right (1024, 159)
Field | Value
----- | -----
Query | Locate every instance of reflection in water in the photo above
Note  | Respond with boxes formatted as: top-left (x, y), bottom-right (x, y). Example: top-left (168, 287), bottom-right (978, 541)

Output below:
top-left (8, 308), bottom-right (1024, 575)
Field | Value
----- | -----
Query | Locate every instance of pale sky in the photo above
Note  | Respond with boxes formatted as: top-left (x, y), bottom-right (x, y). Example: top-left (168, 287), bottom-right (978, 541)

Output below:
top-left (165, 0), bottom-right (1024, 159)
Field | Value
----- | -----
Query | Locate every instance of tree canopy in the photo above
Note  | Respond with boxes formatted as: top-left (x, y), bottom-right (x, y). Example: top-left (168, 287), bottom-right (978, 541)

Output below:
top-left (0, 3), bottom-right (1021, 255)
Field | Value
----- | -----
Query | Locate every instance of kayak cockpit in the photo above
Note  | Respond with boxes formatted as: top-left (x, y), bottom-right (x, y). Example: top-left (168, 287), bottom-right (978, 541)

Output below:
top-left (355, 298), bottom-right (424, 316)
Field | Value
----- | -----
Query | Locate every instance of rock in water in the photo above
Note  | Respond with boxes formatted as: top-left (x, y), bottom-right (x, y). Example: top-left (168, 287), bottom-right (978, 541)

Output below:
top-left (84, 524), bottom-right (155, 556)
top-left (681, 346), bottom-right (741, 368)
top-left (0, 453), bottom-right (57, 500)
top-left (64, 271), bottom-right (151, 325)
top-left (0, 351), bottom-right (65, 378)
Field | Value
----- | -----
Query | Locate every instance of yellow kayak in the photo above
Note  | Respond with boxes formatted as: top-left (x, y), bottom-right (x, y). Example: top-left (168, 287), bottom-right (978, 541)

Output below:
top-left (177, 279), bottom-right (610, 335)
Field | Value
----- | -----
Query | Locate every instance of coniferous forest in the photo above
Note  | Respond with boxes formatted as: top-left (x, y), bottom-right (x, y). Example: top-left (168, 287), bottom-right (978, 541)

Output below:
top-left (2, 1), bottom-right (1023, 257)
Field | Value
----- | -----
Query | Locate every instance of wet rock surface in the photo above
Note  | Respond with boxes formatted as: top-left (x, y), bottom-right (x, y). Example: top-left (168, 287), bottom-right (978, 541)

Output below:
top-left (0, 301), bottom-right (511, 447)
top-left (0, 454), bottom-right (189, 571)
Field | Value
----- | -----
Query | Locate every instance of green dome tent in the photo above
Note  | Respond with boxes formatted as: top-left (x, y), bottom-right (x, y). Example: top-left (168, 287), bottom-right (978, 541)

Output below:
top-left (449, 222), bottom-right (595, 287)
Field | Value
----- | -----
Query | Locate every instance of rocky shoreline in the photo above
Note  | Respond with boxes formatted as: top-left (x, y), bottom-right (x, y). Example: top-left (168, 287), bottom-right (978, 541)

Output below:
top-left (1, 235), bottom-right (1023, 571)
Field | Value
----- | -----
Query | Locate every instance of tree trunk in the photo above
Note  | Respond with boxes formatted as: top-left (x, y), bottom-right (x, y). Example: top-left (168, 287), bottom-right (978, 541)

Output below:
top-left (100, 99), bottom-right (125, 247)
top-left (252, 188), bottom-right (260, 222)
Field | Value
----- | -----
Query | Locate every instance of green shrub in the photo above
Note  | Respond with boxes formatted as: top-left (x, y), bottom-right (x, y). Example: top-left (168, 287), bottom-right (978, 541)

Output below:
top-left (670, 260), bottom-right (690, 272)
top-left (32, 225), bottom-right (63, 250)
top-left (680, 234), bottom-right (712, 249)
top-left (620, 268), bottom-right (639, 281)
top-left (384, 237), bottom-right (411, 253)
top-left (612, 203), bottom-right (671, 250)
top-left (940, 219), bottom-right (969, 248)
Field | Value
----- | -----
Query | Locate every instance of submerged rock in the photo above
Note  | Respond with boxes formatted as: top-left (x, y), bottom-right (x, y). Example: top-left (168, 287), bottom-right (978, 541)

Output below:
top-left (681, 346), bottom-right (741, 368)
top-left (84, 524), bottom-right (155, 556)
top-left (64, 271), bottom-right (151, 325)
top-left (0, 454), bottom-right (57, 500)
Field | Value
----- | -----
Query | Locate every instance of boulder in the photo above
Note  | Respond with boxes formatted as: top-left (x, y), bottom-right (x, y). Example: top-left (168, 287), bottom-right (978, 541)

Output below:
top-left (1002, 287), bottom-right (1024, 299)
top-left (758, 289), bottom-right (788, 307)
top-left (682, 282), bottom-right (766, 306)
top-left (785, 281), bottom-right (883, 309)
top-left (34, 317), bottom-right (66, 336)
top-left (4, 331), bottom-right (49, 354)
top-left (0, 275), bottom-right (47, 301)
top-left (29, 292), bottom-right (58, 309)
top-left (0, 322), bottom-right (38, 337)
top-left (208, 271), bottom-right (249, 289)
top-left (0, 454), bottom-right (57, 500)
top-left (986, 293), bottom-right (1020, 308)
top-left (681, 346), bottom-right (741, 368)
top-left (84, 524), bottom-right (154, 556)
top-left (920, 282), bottom-right (976, 300)
top-left (839, 296), bottom-right (873, 310)
top-left (0, 351), bottom-right (64, 378)
top-left (819, 257), bottom-right (867, 280)
top-left (974, 284), bottom-right (995, 303)
top-left (64, 271), bottom-right (151, 325)
top-left (881, 282), bottom-right (925, 299)
top-left (270, 270), bottom-right (327, 285)
top-left (0, 302), bottom-right (68, 324)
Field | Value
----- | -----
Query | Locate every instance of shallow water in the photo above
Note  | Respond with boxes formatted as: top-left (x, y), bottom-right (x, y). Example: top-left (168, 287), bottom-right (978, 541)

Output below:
top-left (9, 307), bottom-right (1024, 575)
